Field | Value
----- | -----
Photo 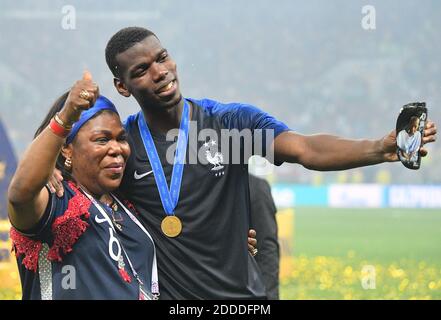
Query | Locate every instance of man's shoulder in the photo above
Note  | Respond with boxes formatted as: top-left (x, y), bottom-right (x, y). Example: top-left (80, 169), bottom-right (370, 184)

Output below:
top-left (123, 112), bottom-right (140, 132)
top-left (188, 98), bottom-right (255, 117)
top-left (121, 99), bottom-right (259, 124)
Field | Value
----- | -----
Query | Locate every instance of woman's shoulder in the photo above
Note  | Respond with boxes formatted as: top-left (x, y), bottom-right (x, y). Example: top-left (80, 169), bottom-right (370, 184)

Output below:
top-left (10, 180), bottom-right (93, 271)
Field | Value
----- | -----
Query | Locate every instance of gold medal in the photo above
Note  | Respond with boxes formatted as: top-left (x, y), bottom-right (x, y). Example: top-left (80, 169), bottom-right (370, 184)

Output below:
top-left (161, 216), bottom-right (182, 238)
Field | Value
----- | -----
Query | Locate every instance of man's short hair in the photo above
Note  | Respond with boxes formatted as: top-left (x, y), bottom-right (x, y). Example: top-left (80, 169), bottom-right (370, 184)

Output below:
top-left (105, 26), bottom-right (156, 77)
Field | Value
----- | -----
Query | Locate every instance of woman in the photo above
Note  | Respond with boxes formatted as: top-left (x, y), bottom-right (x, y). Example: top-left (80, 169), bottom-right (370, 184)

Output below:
top-left (8, 72), bottom-right (159, 299)
top-left (8, 72), bottom-right (257, 300)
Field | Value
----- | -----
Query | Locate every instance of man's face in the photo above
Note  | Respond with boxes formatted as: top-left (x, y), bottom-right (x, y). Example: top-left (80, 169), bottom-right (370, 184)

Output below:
top-left (115, 36), bottom-right (182, 111)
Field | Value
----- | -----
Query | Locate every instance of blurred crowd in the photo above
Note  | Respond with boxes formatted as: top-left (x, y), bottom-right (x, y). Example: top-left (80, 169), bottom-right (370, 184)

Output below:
top-left (1, 0), bottom-right (440, 184)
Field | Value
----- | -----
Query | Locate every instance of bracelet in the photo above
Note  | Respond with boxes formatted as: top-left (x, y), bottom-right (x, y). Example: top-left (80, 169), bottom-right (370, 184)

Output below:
top-left (49, 117), bottom-right (71, 138)
top-left (54, 112), bottom-right (73, 130)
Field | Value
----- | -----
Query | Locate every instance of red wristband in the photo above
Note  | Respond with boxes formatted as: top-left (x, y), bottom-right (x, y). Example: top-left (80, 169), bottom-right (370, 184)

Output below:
top-left (49, 118), bottom-right (70, 138)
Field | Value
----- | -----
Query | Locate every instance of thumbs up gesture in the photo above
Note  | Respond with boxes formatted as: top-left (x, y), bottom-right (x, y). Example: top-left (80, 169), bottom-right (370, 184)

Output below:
top-left (82, 70), bottom-right (93, 81)
top-left (60, 71), bottom-right (100, 125)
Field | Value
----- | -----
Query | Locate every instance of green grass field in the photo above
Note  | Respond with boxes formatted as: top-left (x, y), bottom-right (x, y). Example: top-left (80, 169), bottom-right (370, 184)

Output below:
top-left (1, 207), bottom-right (440, 299)
top-left (280, 208), bottom-right (441, 299)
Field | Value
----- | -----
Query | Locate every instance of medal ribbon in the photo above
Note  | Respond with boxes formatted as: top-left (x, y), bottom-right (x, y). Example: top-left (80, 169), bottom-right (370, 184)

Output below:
top-left (137, 100), bottom-right (189, 216)
top-left (80, 188), bottom-right (159, 299)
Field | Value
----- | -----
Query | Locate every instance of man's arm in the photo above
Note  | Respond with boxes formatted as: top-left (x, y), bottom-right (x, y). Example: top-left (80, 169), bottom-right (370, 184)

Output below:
top-left (273, 121), bottom-right (436, 170)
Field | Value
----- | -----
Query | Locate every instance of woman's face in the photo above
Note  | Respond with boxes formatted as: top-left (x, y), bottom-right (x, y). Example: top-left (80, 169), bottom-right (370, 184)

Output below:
top-left (68, 111), bottom-right (130, 196)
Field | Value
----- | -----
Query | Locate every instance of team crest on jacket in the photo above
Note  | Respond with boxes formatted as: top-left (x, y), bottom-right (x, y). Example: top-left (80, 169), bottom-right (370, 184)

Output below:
top-left (203, 140), bottom-right (224, 177)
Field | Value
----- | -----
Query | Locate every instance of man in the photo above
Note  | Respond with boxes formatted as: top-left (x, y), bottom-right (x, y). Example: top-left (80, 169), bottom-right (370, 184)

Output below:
top-left (249, 174), bottom-right (279, 300)
top-left (104, 26), bottom-right (437, 299)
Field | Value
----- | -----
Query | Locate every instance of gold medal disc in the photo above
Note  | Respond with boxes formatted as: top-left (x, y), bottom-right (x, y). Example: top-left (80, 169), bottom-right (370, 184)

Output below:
top-left (161, 216), bottom-right (182, 237)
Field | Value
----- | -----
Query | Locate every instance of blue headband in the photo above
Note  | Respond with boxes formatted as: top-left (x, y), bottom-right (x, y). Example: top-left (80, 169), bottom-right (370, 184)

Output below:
top-left (66, 95), bottom-right (119, 144)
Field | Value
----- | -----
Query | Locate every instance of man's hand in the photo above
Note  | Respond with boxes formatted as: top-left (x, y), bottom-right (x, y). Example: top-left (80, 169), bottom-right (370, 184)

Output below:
top-left (47, 168), bottom-right (64, 197)
top-left (248, 229), bottom-right (258, 256)
top-left (380, 120), bottom-right (437, 162)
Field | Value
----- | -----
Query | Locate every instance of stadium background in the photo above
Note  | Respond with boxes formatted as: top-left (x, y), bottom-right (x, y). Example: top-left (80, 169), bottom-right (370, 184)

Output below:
top-left (0, 0), bottom-right (440, 299)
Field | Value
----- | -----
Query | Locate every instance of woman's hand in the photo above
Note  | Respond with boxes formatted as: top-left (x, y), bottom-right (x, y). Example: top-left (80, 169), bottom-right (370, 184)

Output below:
top-left (58, 71), bottom-right (100, 126)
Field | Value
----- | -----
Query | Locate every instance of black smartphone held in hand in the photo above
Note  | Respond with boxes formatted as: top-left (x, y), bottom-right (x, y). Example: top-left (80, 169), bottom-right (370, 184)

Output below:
top-left (396, 102), bottom-right (427, 170)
